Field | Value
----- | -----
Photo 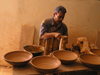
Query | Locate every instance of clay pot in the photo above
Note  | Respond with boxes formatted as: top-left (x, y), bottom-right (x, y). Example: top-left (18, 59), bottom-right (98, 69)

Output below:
top-left (23, 45), bottom-right (44, 57)
top-left (79, 54), bottom-right (100, 69)
top-left (53, 50), bottom-right (78, 64)
top-left (30, 56), bottom-right (61, 73)
top-left (3, 51), bottom-right (33, 66)
top-left (90, 49), bottom-right (100, 56)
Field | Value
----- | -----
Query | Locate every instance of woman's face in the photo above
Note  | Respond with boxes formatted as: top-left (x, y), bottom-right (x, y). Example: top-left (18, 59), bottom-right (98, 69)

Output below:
top-left (54, 11), bottom-right (65, 25)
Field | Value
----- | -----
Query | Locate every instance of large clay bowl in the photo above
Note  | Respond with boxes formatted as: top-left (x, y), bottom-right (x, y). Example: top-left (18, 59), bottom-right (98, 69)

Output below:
top-left (90, 49), bottom-right (100, 56)
top-left (30, 56), bottom-right (61, 73)
top-left (79, 54), bottom-right (100, 69)
top-left (23, 45), bottom-right (44, 57)
top-left (53, 50), bottom-right (78, 64)
top-left (3, 51), bottom-right (33, 66)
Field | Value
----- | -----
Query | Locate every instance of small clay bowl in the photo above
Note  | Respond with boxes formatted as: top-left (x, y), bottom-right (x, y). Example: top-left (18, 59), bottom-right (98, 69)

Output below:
top-left (30, 56), bottom-right (61, 73)
top-left (23, 45), bottom-right (44, 57)
top-left (3, 51), bottom-right (33, 66)
top-left (90, 49), bottom-right (100, 56)
top-left (53, 50), bottom-right (78, 64)
top-left (79, 54), bottom-right (100, 69)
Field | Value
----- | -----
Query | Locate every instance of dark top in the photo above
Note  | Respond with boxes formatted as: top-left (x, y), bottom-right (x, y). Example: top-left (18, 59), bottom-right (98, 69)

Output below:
top-left (39, 17), bottom-right (68, 54)
top-left (40, 17), bottom-right (68, 36)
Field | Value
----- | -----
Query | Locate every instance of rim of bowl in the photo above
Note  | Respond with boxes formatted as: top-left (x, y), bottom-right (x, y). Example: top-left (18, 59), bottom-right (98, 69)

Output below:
top-left (30, 56), bottom-right (61, 70)
top-left (23, 45), bottom-right (45, 53)
top-left (79, 54), bottom-right (100, 65)
top-left (90, 49), bottom-right (100, 54)
top-left (53, 50), bottom-right (78, 60)
top-left (3, 51), bottom-right (33, 62)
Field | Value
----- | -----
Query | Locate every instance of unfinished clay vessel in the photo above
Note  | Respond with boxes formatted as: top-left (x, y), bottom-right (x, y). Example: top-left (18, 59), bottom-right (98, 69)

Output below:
top-left (53, 50), bottom-right (78, 64)
top-left (79, 54), bottom-right (100, 68)
top-left (30, 56), bottom-right (61, 73)
top-left (3, 51), bottom-right (33, 66)
top-left (23, 45), bottom-right (44, 57)
top-left (90, 49), bottom-right (100, 56)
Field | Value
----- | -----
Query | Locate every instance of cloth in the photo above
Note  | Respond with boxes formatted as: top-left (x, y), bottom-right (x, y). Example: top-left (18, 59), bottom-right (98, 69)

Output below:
top-left (77, 37), bottom-right (98, 54)
top-left (39, 17), bottom-right (68, 54)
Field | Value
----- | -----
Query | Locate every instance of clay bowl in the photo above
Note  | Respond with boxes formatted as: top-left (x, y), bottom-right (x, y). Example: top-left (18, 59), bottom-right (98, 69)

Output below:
top-left (23, 45), bottom-right (44, 57)
top-left (79, 54), bottom-right (100, 69)
top-left (3, 51), bottom-right (33, 66)
top-left (90, 49), bottom-right (100, 56)
top-left (30, 56), bottom-right (61, 73)
top-left (52, 50), bottom-right (78, 64)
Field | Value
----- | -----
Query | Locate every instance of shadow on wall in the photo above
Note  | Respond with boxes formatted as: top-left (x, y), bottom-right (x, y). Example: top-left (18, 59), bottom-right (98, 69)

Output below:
top-left (19, 24), bottom-right (35, 50)
top-left (95, 30), bottom-right (100, 49)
